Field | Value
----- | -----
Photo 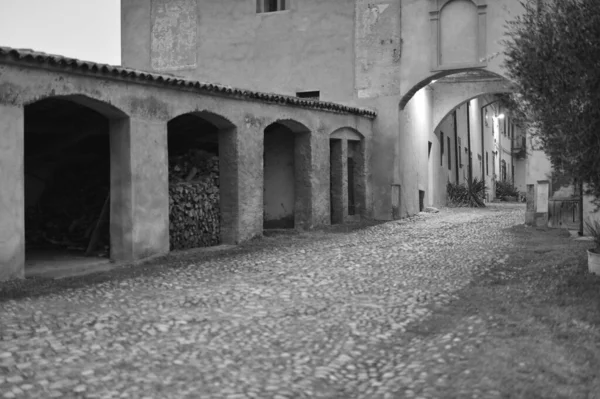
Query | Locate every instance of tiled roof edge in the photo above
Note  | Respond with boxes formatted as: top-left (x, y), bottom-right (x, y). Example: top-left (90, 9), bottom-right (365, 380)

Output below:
top-left (0, 46), bottom-right (377, 119)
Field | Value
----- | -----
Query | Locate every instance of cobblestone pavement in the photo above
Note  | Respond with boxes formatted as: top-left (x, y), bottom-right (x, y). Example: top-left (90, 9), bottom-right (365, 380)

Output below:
top-left (0, 205), bottom-right (524, 399)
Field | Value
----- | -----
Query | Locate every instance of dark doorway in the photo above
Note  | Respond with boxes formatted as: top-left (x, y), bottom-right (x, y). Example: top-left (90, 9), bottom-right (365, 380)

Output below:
top-left (348, 141), bottom-right (359, 216)
top-left (419, 190), bottom-right (425, 212)
top-left (263, 121), bottom-right (311, 230)
top-left (24, 98), bottom-right (112, 275)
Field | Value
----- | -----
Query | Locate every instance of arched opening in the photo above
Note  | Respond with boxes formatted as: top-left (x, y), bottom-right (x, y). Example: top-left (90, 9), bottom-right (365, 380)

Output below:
top-left (428, 90), bottom-right (525, 206)
top-left (167, 111), bottom-right (236, 249)
top-left (329, 128), bottom-right (366, 224)
top-left (263, 120), bottom-right (311, 230)
top-left (23, 96), bottom-right (125, 277)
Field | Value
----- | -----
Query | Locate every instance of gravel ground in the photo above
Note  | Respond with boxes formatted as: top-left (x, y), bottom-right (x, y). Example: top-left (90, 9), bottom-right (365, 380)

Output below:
top-left (0, 205), bottom-right (524, 399)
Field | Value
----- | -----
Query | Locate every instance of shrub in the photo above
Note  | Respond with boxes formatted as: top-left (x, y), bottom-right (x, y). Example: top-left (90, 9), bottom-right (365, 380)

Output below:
top-left (447, 178), bottom-right (487, 207)
top-left (496, 180), bottom-right (519, 199)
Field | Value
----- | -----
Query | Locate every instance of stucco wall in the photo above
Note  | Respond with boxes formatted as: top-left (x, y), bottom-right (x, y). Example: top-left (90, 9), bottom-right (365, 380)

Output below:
top-left (122, 0), bottom-right (357, 103)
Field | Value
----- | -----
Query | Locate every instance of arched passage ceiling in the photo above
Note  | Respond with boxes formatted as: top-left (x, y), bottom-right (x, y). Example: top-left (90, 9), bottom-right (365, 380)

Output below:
top-left (431, 72), bottom-right (515, 130)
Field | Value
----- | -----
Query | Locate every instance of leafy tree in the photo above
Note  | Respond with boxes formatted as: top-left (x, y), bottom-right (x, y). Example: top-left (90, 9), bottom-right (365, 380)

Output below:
top-left (503, 0), bottom-right (600, 201)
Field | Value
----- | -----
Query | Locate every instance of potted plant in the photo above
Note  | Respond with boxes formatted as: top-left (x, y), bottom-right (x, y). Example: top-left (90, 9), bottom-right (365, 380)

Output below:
top-left (585, 218), bottom-right (600, 275)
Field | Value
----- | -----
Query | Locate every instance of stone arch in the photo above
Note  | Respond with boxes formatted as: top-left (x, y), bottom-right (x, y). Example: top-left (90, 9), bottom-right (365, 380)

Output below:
top-left (23, 94), bottom-right (128, 119)
top-left (400, 69), bottom-right (511, 110)
top-left (269, 118), bottom-right (313, 134)
top-left (330, 127), bottom-right (364, 141)
top-left (432, 79), bottom-right (515, 130)
top-left (329, 127), bottom-right (367, 224)
top-left (170, 109), bottom-right (236, 130)
top-left (20, 94), bottom-right (141, 277)
top-left (263, 119), bottom-right (312, 229)
top-left (166, 110), bottom-right (238, 246)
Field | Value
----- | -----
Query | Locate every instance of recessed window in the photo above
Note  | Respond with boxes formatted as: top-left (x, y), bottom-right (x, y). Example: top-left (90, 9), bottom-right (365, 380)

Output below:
top-left (257, 0), bottom-right (287, 13)
top-left (447, 136), bottom-right (451, 170)
top-left (296, 91), bottom-right (320, 100)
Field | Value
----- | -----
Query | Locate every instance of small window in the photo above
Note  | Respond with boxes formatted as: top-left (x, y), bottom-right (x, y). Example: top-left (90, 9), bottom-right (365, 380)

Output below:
top-left (257, 0), bottom-right (287, 13)
top-left (296, 91), bottom-right (320, 100)
top-left (440, 132), bottom-right (444, 166)
top-left (486, 152), bottom-right (489, 176)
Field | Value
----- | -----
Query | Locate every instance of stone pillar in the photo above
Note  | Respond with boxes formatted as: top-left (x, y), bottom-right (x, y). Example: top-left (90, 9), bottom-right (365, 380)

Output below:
top-left (350, 140), bottom-right (367, 218)
top-left (294, 132), bottom-right (313, 230)
top-left (525, 184), bottom-right (535, 225)
top-left (310, 130), bottom-right (332, 227)
top-left (330, 139), bottom-right (348, 224)
top-left (0, 104), bottom-right (24, 281)
top-left (109, 118), bottom-right (169, 262)
top-left (535, 180), bottom-right (550, 227)
top-left (223, 118), bottom-right (264, 243)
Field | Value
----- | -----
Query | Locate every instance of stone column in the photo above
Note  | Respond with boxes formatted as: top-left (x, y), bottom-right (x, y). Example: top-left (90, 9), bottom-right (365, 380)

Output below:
top-left (223, 117), bottom-right (264, 243)
top-left (294, 132), bottom-right (313, 230)
top-left (109, 117), bottom-right (169, 262)
top-left (311, 131), bottom-right (333, 227)
top-left (330, 139), bottom-right (348, 224)
top-left (0, 104), bottom-right (24, 281)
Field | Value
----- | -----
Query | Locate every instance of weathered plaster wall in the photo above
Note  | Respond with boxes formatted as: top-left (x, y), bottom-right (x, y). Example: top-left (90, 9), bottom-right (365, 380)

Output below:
top-left (355, 0), bottom-right (402, 99)
top-left (431, 111), bottom-right (453, 207)
top-left (122, 0), bottom-right (357, 103)
top-left (150, 0), bottom-right (198, 72)
top-left (399, 87), bottom-right (433, 214)
top-left (0, 62), bottom-right (374, 280)
top-left (514, 158), bottom-right (526, 193)
top-left (264, 128), bottom-right (296, 228)
top-left (0, 104), bottom-right (25, 281)
top-left (526, 136), bottom-right (552, 186)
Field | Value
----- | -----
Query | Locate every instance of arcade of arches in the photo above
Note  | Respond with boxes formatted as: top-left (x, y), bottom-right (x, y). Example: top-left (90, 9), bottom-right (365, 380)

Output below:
top-left (0, 51), bottom-right (374, 281)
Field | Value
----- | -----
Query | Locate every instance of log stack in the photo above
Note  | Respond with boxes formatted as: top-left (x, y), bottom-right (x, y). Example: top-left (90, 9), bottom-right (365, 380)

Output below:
top-left (168, 150), bottom-right (220, 250)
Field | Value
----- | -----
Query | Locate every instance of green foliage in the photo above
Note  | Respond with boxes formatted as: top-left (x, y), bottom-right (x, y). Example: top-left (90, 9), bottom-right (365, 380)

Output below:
top-left (503, 0), bottom-right (600, 203)
top-left (447, 178), bottom-right (487, 208)
top-left (496, 180), bottom-right (520, 199)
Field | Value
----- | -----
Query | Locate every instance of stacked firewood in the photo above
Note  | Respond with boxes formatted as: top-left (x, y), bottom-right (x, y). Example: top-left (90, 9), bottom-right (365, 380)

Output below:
top-left (168, 150), bottom-right (220, 250)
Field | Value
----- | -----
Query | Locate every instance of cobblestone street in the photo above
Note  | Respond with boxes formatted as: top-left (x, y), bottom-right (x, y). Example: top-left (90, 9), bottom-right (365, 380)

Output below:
top-left (1, 205), bottom-right (525, 399)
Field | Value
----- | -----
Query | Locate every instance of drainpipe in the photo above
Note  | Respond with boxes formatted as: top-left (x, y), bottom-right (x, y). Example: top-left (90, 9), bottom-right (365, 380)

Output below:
top-left (480, 103), bottom-right (485, 183)
top-left (580, 183), bottom-right (584, 236)
top-left (453, 110), bottom-right (459, 183)
top-left (467, 102), bottom-right (473, 187)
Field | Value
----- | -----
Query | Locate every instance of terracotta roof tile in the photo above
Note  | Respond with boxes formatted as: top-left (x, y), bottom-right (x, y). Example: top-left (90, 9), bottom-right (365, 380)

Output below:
top-left (0, 46), bottom-right (377, 119)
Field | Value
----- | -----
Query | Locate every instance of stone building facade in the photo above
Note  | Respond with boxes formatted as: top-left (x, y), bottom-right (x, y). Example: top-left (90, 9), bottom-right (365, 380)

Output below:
top-left (121, 0), bottom-right (524, 217)
top-left (0, 0), bottom-right (529, 281)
